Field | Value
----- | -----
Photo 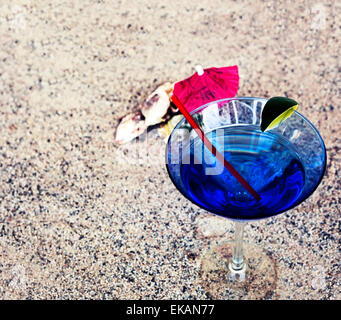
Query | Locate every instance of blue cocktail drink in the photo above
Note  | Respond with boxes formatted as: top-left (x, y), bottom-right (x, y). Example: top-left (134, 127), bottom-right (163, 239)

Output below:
top-left (166, 97), bottom-right (326, 295)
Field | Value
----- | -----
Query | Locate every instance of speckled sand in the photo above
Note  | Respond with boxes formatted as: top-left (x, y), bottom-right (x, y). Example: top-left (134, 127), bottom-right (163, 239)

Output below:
top-left (0, 0), bottom-right (340, 299)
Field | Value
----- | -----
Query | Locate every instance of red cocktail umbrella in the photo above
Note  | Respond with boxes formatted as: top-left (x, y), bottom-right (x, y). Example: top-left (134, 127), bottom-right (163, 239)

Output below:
top-left (173, 65), bottom-right (239, 113)
top-left (171, 65), bottom-right (261, 201)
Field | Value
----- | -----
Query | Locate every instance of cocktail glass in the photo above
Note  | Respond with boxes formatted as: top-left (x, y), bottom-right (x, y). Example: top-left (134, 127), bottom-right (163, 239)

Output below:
top-left (166, 97), bottom-right (326, 298)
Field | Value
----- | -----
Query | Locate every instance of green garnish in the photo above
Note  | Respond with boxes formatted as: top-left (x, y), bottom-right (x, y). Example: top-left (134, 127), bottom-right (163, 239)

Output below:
top-left (260, 96), bottom-right (298, 132)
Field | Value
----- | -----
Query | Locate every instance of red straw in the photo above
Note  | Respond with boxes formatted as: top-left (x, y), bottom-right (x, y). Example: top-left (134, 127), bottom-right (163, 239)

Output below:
top-left (171, 94), bottom-right (261, 202)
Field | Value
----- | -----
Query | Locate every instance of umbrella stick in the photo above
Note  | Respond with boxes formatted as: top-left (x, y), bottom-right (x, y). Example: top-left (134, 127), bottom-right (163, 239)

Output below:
top-left (171, 94), bottom-right (261, 202)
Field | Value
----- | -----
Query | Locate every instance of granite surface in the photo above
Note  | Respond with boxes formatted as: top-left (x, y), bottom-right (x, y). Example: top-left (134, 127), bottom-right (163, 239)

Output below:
top-left (0, 0), bottom-right (340, 299)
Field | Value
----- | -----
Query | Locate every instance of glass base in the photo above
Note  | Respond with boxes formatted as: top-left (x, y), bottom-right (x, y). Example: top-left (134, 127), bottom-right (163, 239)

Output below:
top-left (199, 241), bottom-right (277, 299)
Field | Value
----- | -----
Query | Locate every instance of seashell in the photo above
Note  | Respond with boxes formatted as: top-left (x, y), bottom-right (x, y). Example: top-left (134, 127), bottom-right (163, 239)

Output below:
top-left (114, 82), bottom-right (177, 145)
top-left (141, 82), bottom-right (174, 126)
top-left (114, 110), bottom-right (147, 145)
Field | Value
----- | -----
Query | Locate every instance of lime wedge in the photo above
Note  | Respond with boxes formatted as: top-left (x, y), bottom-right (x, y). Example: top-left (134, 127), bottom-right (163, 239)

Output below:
top-left (260, 97), bottom-right (298, 132)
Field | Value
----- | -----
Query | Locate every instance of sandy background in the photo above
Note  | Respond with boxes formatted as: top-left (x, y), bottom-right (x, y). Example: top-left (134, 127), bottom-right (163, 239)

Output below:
top-left (0, 0), bottom-right (340, 299)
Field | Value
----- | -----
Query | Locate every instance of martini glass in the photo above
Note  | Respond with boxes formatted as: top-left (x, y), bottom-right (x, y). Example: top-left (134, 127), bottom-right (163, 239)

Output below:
top-left (166, 97), bottom-right (326, 299)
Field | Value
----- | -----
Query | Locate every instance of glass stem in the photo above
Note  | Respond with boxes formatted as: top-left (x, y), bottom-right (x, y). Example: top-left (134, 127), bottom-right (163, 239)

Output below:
top-left (231, 221), bottom-right (245, 271)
